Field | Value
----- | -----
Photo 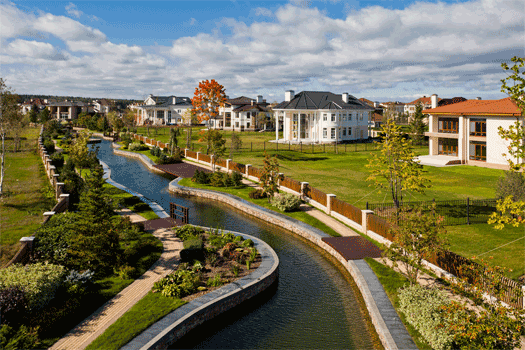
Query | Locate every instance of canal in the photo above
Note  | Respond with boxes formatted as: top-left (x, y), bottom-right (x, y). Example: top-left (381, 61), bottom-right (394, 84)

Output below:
top-left (95, 139), bottom-right (378, 349)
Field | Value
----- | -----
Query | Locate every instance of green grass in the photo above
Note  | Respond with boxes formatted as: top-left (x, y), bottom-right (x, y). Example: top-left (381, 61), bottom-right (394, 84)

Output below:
top-left (178, 178), bottom-right (340, 237)
top-left (0, 127), bottom-right (56, 266)
top-left (103, 184), bottom-right (160, 220)
top-left (445, 223), bottom-right (524, 280)
top-left (86, 292), bottom-right (186, 350)
top-left (364, 258), bottom-right (432, 350)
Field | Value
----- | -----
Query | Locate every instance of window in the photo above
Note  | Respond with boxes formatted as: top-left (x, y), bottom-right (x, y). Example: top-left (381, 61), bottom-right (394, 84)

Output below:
top-left (235, 122), bottom-right (239, 127)
top-left (167, 110), bottom-right (172, 123)
top-left (246, 112), bottom-right (251, 119)
top-left (338, 127), bottom-right (342, 138)
top-left (438, 138), bottom-right (458, 156)
top-left (331, 128), bottom-right (336, 139)
top-left (157, 110), bottom-right (164, 119)
top-left (470, 119), bottom-right (486, 136)
top-left (469, 141), bottom-right (486, 161)
top-left (349, 114), bottom-right (352, 121)
top-left (323, 128), bottom-right (327, 138)
top-left (247, 123), bottom-right (250, 128)
top-left (292, 114), bottom-right (298, 139)
top-left (359, 113), bottom-right (363, 121)
top-left (349, 127), bottom-right (352, 135)
top-left (342, 128), bottom-right (347, 136)
top-left (331, 114), bottom-right (336, 122)
top-left (438, 118), bottom-right (459, 133)
top-left (323, 114), bottom-right (327, 121)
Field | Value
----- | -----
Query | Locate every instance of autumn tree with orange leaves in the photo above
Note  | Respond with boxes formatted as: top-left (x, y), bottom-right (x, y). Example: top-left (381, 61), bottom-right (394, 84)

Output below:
top-left (192, 79), bottom-right (227, 154)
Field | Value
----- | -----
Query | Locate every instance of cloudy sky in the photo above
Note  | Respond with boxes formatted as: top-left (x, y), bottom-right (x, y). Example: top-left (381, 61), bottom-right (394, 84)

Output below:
top-left (1, 0), bottom-right (523, 103)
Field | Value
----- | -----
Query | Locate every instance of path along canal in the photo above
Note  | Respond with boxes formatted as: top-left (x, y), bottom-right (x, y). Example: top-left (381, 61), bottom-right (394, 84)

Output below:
top-left (95, 139), bottom-right (378, 349)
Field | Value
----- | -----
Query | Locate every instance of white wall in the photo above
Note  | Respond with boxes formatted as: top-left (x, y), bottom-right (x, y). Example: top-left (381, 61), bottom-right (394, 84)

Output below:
top-left (486, 117), bottom-right (521, 165)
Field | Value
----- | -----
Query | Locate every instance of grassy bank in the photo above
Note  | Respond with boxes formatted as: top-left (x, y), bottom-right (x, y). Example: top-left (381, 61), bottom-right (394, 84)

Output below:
top-left (0, 127), bottom-right (56, 266)
top-left (177, 178), bottom-right (340, 237)
top-left (103, 184), bottom-right (159, 221)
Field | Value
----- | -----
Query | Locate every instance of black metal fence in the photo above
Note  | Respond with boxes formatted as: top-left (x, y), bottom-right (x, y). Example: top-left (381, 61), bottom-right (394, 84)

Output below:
top-left (366, 198), bottom-right (499, 226)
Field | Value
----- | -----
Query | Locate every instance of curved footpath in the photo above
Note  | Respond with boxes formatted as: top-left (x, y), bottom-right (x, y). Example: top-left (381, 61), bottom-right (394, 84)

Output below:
top-left (102, 142), bottom-right (415, 350)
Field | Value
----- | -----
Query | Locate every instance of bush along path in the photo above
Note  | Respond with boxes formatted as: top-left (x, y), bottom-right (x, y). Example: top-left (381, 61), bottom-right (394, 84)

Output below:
top-left (49, 213), bottom-right (184, 350)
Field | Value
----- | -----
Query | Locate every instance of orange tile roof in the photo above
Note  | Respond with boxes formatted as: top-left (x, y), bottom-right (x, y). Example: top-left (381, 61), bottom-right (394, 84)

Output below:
top-left (424, 97), bottom-right (522, 116)
top-left (406, 96), bottom-right (440, 105)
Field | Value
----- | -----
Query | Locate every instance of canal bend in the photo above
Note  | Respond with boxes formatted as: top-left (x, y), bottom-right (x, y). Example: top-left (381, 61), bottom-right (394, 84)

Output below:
top-left (95, 139), bottom-right (376, 349)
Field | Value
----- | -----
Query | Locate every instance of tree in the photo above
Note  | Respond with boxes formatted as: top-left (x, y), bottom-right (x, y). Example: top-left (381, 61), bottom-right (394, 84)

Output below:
top-left (169, 127), bottom-right (179, 156)
top-left (191, 79), bottom-right (226, 136)
top-left (255, 111), bottom-right (268, 130)
top-left (186, 126), bottom-right (192, 149)
top-left (201, 129), bottom-right (226, 170)
top-left (409, 102), bottom-right (426, 145)
top-left (107, 111), bottom-right (124, 137)
top-left (38, 108), bottom-right (50, 124)
top-left (69, 130), bottom-right (92, 178)
top-left (383, 205), bottom-right (447, 285)
top-left (367, 118), bottom-right (430, 209)
top-left (229, 130), bottom-right (242, 158)
top-left (259, 152), bottom-right (283, 201)
top-left (0, 78), bottom-right (20, 196)
top-left (28, 107), bottom-right (39, 124)
top-left (122, 108), bottom-right (137, 133)
top-left (489, 56), bottom-right (525, 228)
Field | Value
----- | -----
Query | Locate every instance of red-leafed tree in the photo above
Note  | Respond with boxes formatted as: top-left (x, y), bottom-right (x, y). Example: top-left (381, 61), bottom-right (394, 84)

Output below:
top-left (192, 79), bottom-right (226, 130)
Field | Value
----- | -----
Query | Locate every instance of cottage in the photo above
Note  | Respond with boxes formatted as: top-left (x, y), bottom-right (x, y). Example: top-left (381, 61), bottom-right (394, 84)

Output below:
top-left (134, 94), bottom-right (192, 126)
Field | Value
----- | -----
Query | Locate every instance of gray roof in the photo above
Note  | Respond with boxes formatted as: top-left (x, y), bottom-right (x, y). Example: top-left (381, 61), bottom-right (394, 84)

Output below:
top-left (274, 91), bottom-right (374, 111)
top-left (143, 95), bottom-right (192, 108)
top-left (48, 101), bottom-right (87, 107)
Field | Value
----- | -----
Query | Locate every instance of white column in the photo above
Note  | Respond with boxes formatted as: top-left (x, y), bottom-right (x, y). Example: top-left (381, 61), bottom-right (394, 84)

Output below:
top-left (275, 114), bottom-right (279, 141)
top-left (297, 112), bottom-right (301, 141)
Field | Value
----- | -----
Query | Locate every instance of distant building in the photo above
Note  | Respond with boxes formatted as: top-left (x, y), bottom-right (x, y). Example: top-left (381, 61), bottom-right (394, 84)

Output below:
top-left (420, 97), bottom-right (524, 169)
top-left (215, 96), bottom-right (270, 131)
top-left (20, 98), bottom-right (47, 115)
top-left (134, 94), bottom-right (192, 126)
top-left (404, 95), bottom-right (441, 116)
top-left (273, 91), bottom-right (374, 143)
top-left (47, 100), bottom-right (92, 121)
top-left (92, 99), bottom-right (114, 115)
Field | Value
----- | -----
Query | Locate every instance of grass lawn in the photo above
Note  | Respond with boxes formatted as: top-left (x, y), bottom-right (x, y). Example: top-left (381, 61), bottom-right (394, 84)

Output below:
top-left (86, 292), bottom-right (186, 350)
top-left (178, 178), bottom-right (340, 237)
top-left (445, 223), bottom-right (524, 281)
top-left (0, 127), bottom-right (56, 267)
top-left (103, 184), bottom-right (159, 221)
top-left (364, 258), bottom-right (432, 350)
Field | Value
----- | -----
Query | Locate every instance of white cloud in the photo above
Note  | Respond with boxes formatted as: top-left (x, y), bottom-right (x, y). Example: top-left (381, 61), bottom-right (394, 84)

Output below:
top-left (65, 2), bottom-right (83, 19)
top-left (0, 0), bottom-right (523, 101)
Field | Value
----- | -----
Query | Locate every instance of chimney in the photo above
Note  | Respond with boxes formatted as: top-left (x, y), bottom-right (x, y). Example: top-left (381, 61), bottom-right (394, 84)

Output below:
top-left (172, 97), bottom-right (176, 104)
top-left (342, 92), bottom-right (349, 103)
top-left (431, 94), bottom-right (438, 109)
top-left (257, 95), bottom-right (263, 103)
top-left (285, 90), bottom-right (294, 102)
top-left (251, 100), bottom-right (254, 106)
top-left (373, 101), bottom-right (379, 108)
top-left (476, 97), bottom-right (482, 100)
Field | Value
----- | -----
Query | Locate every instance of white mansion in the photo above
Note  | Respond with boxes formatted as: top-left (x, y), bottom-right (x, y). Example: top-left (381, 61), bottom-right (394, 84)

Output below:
top-left (273, 91), bottom-right (374, 143)
top-left (132, 94), bottom-right (192, 126)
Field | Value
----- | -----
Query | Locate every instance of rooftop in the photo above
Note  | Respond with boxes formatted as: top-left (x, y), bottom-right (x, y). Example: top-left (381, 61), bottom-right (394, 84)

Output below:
top-left (274, 91), bottom-right (374, 111)
top-left (424, 97), bottom-right (521, 116)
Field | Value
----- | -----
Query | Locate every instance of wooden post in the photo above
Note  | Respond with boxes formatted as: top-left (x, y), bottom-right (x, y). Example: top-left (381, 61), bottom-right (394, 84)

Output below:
top-left (362, 210), bottom-right (374, 235)
top-left (326, 194), bottom-right (336, 215)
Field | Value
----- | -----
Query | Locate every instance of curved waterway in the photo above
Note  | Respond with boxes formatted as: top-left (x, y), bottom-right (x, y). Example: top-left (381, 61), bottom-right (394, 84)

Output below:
top-left (95, 139), bottom-right (378, 349)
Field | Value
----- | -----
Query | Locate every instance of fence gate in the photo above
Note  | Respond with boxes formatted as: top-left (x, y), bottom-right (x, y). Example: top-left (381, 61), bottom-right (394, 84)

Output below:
top-left (170, 202), bottom-right (189, 225)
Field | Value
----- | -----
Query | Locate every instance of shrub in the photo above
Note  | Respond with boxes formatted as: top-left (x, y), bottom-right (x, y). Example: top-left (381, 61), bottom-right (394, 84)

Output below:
top-left (206, 273), bottom-right (224, 287)
top-left (398, 284), bottom-right (454, 350)
top-left (0, 263), bottom-right (66, 311)
top-left (183, 237), bottom-right (203, 250)
top-left (128, 142), bottom-right (149, 151)
top-left (0, 324), bottom-right (40, 350)
top-left (192, 169), bottom-right (210, 184)
top-left (0, 287), bottom-right (27, 326)
top-left (231, 171), bottom-right (243, 186)
top-left (64, 269), bottom-right (95, 294)
top-left (210, 171), bottom-right (227, 187)
top-left (152, 268), bottom-right (201, 298)
top-left (174, 225), bottom-right (204, 241)
top-left (242, 239), bottom-right (254, 248)
top-left (496, 171), bottom-right (525, 202)
top-left (43, 139), bottom-right (55, 154)
top-left (249, 188), bottom-right (266, 199)
top-left (114, 265), bottom-right (136, 280)
top-left (33, 212), bottom-right (78, 266)
top-left (50, 152), bottom-right (64, 168)
top-left (270, 193), bottom-right (302, 212)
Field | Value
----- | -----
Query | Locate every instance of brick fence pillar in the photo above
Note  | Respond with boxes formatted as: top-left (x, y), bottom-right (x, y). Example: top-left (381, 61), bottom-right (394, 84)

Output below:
top-left (361, 210), bottom-right (374, 235)
top-left (59, 194), bottom-right (70, 211)
top-left (196, 152), bottom-right (200, 162)
top-left (301, 182), bottom-right (308, 199)
top-left (210, 155), bottom-right (214, 168)
top-left (184, 148), bottom-right (188, 158)
top-left (226, 159), bottom-right (232, 173)
top-left (245, 164), bottom-right (251, 177)
top-left (56, 182), bottom-right (65, 199)
top-left (326, 194), bottom-right (336, 215)
top-left (52, 174), bottom-right (60, 188)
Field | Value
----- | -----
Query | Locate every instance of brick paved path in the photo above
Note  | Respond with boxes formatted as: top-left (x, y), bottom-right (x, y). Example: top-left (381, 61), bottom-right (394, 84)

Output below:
top-left (50, 211), bottom-right (183, 350)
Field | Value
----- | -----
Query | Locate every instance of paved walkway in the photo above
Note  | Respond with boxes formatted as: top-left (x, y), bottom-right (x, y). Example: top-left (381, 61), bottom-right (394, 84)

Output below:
top-left (50, 211), bottom-right (183, 350)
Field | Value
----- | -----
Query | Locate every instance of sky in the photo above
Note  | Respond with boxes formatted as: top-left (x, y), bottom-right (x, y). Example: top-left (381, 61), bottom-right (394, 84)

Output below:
top-left (1, 0), bottom-right (524, 103)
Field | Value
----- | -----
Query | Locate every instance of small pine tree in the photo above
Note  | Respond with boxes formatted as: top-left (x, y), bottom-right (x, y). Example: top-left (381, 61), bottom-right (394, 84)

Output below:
top-left (409, 102), bottom-right (426, 145)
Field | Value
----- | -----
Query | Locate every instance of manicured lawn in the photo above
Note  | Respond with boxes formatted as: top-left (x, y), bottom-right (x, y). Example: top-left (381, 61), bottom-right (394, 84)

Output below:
top-left (86, 292), bottom-right (186, 350)
top-left (0, 127), bottom-right (56, 266)
top-left (178, 178), bottom-right (341, 237)
top-left (364, 258), bottom-right (432, 350)
top-left (445, 223), bottom-right (524, 281)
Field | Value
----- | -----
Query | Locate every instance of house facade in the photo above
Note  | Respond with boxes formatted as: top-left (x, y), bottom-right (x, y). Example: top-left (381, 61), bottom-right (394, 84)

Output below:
top-left (134, 94), bottom-right (192, 126)
top-left (92, 99), bottom-right (114, 115)
top-left (20, 98), bottom-right (47, 115)
top-left (47, 101), bottom-right (92, 121)
top-left (213, 96), bottom-right (270, 131)
top-left (404, 95), bottom-right (440, 116)
top-left (273, 91), bottom-right (374, 143)
top-left (422, 97), bottom-right (524, 169)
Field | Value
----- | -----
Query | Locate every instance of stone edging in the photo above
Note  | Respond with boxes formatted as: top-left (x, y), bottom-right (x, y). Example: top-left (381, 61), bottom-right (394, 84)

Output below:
top-left (110, 142), bottom-right (166, 174)
top-left (121, 229), bottom-right (279, 350)
top-left (169, 178), bottom-right (400, 350)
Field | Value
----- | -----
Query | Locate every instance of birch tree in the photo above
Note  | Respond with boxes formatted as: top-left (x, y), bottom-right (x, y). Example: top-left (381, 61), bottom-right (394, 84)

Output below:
top-left (0, 79), bottom-right (21, 196)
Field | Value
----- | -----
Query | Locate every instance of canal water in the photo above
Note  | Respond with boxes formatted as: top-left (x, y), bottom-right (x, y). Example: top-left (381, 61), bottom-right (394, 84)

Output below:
top-left (95, 140), bottom-right (377, 349)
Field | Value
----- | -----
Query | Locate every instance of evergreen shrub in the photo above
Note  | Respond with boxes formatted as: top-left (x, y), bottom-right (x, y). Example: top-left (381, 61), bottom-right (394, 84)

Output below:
top-left (270, 193), bottom-right (302, 212)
